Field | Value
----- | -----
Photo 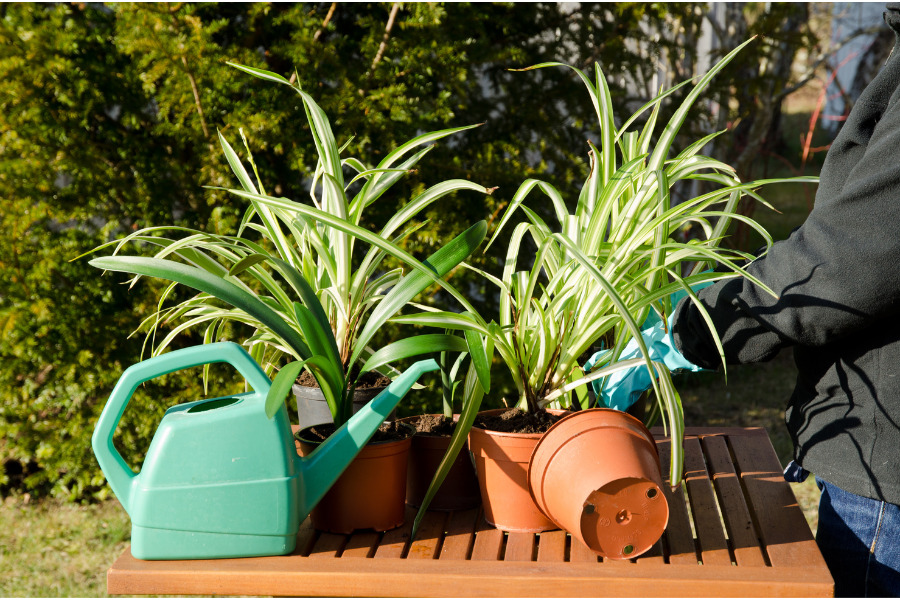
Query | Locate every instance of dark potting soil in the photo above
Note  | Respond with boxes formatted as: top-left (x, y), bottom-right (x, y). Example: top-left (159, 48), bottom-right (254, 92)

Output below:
top-left (300, 420), bottom-right (413, 444)
top-left (408, 413), bottom-right (455, 436)
top-left (473, 408), bottom-right (564, 434)
top-left (296, 368), bottom-right (391, 390)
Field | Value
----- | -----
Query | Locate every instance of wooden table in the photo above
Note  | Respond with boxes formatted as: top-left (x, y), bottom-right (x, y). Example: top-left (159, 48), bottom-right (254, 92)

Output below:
top-left (106, 427), bottom-right (834, 597)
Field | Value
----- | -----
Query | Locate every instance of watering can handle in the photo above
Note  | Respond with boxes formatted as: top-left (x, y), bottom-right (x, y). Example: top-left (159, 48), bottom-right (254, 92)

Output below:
top-left (91, 342), bottom-right (271, 514)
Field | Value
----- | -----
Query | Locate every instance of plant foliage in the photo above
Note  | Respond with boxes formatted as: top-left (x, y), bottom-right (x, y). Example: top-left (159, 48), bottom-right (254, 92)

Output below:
top-left (88, 63), bottom-right (493, 427)
top-left (0, 3), bottom-right (826, 500)
top-left (399, 39), bottom-right (816, 491)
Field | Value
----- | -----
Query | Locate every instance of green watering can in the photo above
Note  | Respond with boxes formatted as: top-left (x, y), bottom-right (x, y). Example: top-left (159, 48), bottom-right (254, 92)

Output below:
top-left (92, 342), bottom-right (438, 560)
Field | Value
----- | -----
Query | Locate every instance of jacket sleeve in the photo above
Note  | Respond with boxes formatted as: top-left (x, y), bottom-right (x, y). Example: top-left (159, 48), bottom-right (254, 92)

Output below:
top-left (672, 277), bottom-right (790, 369)
top-left (674, 29), bottom-right (900, 368)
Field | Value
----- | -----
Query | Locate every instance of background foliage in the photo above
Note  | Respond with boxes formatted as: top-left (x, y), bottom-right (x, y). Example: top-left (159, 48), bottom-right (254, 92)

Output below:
top-left (1, 2), bottom-right (836, 500)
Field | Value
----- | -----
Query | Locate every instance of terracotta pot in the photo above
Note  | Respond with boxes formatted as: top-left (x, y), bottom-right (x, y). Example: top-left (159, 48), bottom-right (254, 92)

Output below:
top-left (400, 415), bottom-right (481, 511)
top-left (528, 408), bottom-right (669, 560)
top-left (295, 422), bottom-right (414, 534)
top-left (467, 408), bottom-right (569, 532)
top-left (293, 384), bottom-right (386, 430)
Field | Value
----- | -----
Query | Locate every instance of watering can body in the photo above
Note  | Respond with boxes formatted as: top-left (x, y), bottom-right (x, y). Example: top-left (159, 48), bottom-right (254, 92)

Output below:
top-left (92, 342), bottom-right (438, 560)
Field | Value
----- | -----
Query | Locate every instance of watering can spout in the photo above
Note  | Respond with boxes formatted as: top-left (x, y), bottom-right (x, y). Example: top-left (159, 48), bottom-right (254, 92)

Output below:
top-left (296, 358), bottom-right (439, 511)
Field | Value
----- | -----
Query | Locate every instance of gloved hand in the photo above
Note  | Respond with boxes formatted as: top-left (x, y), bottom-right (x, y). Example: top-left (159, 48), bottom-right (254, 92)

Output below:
top-left (584, 279), bottom-right (713, 411)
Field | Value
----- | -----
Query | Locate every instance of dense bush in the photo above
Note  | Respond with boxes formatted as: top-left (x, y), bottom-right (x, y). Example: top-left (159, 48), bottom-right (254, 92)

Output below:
top-left (0, 2), bottom-right (824, 500)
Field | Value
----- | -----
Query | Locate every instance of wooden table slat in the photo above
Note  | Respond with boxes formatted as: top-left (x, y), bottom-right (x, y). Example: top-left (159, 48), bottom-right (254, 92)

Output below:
top-left (470, 519), bottom-right (503, 561)
top-left (682, 436), bottom-right (733, 566)
top-left (105, 428), bottom-right (833, 597)
top-left (569, 537), bottom-right (600, 563)
top-left (536, 530), bottom-right (567, 563)
top-left (406, 511), bottom-right (447, 560)
top-left (307, 532), bottom-right (345, 558)
top-left (107, 554), bottom-right (835, 597)
top-left (295, 518), bottom-right (317, 556)
top-left (438, 508), bottom-right (478, 560)
top-left (657, 438), bottom-right (699, 565)
top-left (504, 531), bottom-right (535, 562)
top-left (728, 431), bottom-right (826, 570)
top-left (373, 505), bottom-right (416, 559)
top-left (701, 434), bottom-right (767, 567)
top-left (341, 531), bottom-right (380, 558)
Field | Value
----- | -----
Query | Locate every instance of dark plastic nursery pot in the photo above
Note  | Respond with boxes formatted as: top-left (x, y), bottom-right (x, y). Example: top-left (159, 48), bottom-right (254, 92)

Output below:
top-left (293, 384), bottom-right (386, 430)
top-left (400, 415), bottom-right (481, 511)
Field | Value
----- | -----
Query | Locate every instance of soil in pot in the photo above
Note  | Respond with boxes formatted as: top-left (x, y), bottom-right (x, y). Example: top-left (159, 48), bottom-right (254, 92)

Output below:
top-left (409, 413), bottom-right (456, 435)
top-left (296, 368), bottom-right (391, 389)
top-left (468, 408), bottom-right (569, 532)
top-left (296, 421), bottom-right (414, 534)
top-left (472, 407), bottom-right (564, 433)
top-left (402, 414), bottom-right (481, 511)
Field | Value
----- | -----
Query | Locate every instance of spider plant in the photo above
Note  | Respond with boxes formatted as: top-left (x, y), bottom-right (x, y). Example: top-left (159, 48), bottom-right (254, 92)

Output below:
top-left (86, 62), bottom-right (493, 428)
top-left (397, 38), bottom-right (817, 487)
top-left (410, 332), bottom-right (490, 537)
top-left (433, 326), bottom-right (494, 420)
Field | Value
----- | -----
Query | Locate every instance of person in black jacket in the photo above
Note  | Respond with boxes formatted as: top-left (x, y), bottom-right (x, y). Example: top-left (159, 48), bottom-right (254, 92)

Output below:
top-left (670, 4), bottom-right (900, 597)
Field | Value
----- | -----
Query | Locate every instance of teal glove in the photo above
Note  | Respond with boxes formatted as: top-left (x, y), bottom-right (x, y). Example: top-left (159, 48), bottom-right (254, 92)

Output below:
top-left (584, 279), bottom-right (713, 411)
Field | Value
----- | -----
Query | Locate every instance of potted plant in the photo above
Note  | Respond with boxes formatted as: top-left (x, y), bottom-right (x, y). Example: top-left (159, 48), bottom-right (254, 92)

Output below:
top-left (402, 344), bottom-right (483, 512)
top-left (86, 62), bottom-right (493, 533)
top-left (397, 39), bottom-right (813, 539)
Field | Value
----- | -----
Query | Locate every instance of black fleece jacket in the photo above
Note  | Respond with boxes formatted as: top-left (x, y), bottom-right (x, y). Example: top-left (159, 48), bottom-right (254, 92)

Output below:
top-left (673, 5), bottom-right (900, 504)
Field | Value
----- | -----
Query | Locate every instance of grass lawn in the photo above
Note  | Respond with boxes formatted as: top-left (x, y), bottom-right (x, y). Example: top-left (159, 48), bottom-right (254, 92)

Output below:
top-left (0, 497), bottom-right (130, 597)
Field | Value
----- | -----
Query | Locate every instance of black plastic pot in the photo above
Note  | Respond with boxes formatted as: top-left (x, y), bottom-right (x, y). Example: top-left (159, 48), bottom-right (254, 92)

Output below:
top-left (292, 384), bottom-right (387, 430)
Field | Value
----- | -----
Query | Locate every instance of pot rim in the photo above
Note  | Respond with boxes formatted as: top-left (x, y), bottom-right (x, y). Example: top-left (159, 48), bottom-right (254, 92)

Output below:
top-left (535, 407), bottom-right (657, 447)
top-left (291, 382), bottom-right (389, 403)
top-left (527, 408), bottom-right (661, 478)
top-left (294, 420), bottom-right (416, 446)
top-left (291, 382), bottom-right (389, 390)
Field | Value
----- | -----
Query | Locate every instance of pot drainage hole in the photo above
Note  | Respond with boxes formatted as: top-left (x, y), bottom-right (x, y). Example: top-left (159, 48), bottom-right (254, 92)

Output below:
top-left (615, 509), bottom-right (632, 525)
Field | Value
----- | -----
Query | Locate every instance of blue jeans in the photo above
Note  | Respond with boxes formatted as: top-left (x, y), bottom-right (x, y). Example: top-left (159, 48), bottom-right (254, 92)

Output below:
top-left (816, 477), bottom-right (900, 597)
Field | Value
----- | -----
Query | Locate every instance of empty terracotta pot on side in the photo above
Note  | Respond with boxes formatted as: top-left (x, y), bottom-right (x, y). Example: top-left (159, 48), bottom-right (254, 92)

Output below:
top-left (467, 408), bottom-right (568, 532)
top-left (295, 423), bottom-right (414, 534)
top-left (401, 416), bottom-right (481, 511)
top-left (527, 408), bottom-right (669, 560)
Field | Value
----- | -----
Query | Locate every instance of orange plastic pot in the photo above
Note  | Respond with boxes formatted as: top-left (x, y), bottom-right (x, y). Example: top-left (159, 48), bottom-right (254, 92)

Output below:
top-left (401, 415), bottom-right (481, 511)
top-left (528, 408), bottom-right (669, 560)
top-left (295, 423), bottom-right (414, 534)
top-left (467, 408), bottom-right (568, 532)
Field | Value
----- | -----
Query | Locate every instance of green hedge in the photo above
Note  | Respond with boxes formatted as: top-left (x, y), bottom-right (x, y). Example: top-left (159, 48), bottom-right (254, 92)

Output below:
top-left (0, 2), bottom-right (817, 500)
